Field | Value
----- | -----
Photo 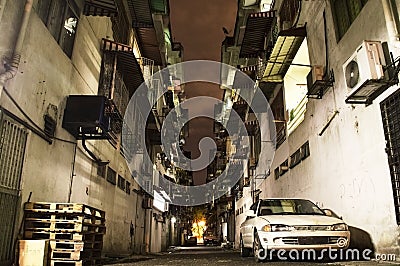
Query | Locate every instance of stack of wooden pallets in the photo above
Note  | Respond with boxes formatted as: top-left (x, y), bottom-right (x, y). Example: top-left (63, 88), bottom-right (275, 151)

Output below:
top-left (23, 202), bottom-right (106, 266)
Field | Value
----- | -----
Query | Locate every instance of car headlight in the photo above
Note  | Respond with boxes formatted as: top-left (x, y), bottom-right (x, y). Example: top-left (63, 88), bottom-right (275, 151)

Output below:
top-left (331, 223), bottom-right (348, 231)
top-left (260, 224), bottom-right (271, 232)
top-left (271, 224), bottom-right (295, 232)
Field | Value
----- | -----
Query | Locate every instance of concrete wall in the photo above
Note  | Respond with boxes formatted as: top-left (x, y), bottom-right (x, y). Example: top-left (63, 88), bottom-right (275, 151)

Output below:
top-left (256, 0), bottom-right (400, 252)
top-left (0, 0), bottom-right (148, 256)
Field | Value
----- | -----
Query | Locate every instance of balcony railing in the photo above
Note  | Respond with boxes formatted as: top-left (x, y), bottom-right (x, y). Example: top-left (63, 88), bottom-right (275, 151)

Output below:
top-left (288, 95), bottom-right (307, 135)
top-left (98, 53), bottom-right (129, 134)
top-left (138, 57), bottom-right (154, 81)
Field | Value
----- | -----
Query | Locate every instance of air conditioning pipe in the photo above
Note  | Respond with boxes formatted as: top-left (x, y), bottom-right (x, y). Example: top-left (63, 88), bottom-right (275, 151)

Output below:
top-left (0, 0), bottom-right (7, 23)
top-left (0, 0), bottom-right (33, 96)
top-left (382, 0), bottom-right (400, 47)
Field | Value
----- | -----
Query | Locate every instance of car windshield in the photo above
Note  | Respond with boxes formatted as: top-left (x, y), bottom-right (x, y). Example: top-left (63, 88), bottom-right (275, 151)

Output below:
top-left (258, 199), bottom-right (325, 215)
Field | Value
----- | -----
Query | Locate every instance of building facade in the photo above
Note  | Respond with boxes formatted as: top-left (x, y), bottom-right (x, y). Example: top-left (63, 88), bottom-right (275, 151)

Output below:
top-left (0, 0), bottom-right (183, 264)
top-left (220, 0), bottom-right (400, 254)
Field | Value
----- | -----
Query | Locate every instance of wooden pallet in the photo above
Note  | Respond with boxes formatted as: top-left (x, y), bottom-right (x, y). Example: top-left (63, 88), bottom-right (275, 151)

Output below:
top-left (50, 261), bottom-right (83, 266)
top-left (24, 203), bottom-right (105, 219)
top-left (49, 240), bottom-right (103, 251)
top-left (50, 259), bottom-right (102, 266)
top-left (25, 213), bottom-right (105, 225)
top-left (49, 241), bottom-right (84, 252)
top-left (24, 220), bottom-right (106, 233)
top-left (24, 231), bottom-right (104, 241)
top-left (50, 248), bottom-right (101, 261)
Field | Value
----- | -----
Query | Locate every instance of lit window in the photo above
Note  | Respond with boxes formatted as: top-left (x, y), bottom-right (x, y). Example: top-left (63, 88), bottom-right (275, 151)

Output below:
top-left (34, 0), bottom-right (80, 57)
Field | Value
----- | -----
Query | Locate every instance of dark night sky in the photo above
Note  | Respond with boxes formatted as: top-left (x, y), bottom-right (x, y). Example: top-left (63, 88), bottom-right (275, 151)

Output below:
top-left (169, 0), bottom-right (237, 184)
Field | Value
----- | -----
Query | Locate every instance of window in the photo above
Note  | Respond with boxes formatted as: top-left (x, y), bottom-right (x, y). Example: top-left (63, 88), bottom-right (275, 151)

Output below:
top-left (97, 164), bottom-right (106, 178)
top-left (107, 167), bottom-right (117, 185)
top-left (274, 167), bottom-right (280, 180)
top-left (301, 141), bottom-right (310, 160)
top-left (290, 148), bottom-right (302, 169)
top-left (125, 181), bottom-right (131, 195)
top-left (331, 0), bottom-right (369, 40)
top-left (117, 175), bottom-right (126, 190)
top-left (34, 0), bottom-right (80, 57)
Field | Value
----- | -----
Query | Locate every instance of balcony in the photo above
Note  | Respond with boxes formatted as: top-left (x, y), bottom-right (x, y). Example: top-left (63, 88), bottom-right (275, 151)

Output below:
top-left (99, 40), bottom-right (144, 118)
top-left (83, 0), bottom-right (117, 17)
top-left (239, 10), bottom-right (276, 58)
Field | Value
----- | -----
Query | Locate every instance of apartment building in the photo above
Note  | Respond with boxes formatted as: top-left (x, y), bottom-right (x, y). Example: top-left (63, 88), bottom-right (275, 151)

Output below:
top-left (0, 0), bottom-right (184, 263)
top-left (220, 0), bottom-right (400, 253)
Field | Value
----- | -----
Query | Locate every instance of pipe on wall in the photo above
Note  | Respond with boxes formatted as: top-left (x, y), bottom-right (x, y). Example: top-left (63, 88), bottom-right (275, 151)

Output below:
top-left (382, 0), bottom-right (400, 46)
top-left (0, 0), bottom-right (33, 95)
top-left (0, 0), bottom-right (7, 23)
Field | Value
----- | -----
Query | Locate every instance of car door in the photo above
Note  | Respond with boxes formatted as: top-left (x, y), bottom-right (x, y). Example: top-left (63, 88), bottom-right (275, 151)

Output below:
top-left (241, 201), bottom-right (259, 246)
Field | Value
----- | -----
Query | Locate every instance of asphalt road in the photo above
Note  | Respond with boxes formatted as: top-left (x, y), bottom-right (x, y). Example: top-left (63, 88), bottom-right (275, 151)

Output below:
top-left (109, 246), bottom-right (400, 266)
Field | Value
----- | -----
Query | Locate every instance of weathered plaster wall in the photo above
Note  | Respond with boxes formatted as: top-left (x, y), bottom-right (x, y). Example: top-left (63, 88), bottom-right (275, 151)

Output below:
top-left (0, 1), bottom-right (147, 256)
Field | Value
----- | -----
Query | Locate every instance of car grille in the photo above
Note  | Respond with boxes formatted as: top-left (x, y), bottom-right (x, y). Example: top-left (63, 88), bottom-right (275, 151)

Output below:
top-left (281, 237), bottom-right (299, 245)
top-left (293, 225), bottom-right (333, 231)
top-left (280, 236), bottom-right (343, 245)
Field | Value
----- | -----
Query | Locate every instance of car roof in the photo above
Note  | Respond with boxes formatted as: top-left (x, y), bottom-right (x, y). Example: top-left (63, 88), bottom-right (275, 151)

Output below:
top-left (259, 198), bottom-right (311, 200)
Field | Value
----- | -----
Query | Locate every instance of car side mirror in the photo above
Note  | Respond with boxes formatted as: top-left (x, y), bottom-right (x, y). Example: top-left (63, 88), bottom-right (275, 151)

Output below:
top-left (323, 208), bottom-right (342, 219)
top-left (245, 210), bottom-right (256, 218)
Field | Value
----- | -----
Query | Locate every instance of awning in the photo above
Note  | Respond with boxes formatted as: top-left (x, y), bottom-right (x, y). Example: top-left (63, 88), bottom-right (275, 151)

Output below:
top-left (106, 50), bottom-right (144, 97)
top-left (127, 0), bottom-right (154, 27)
top-left (136, 28), bottom-right (164, 66)
top-left (83, 0), bottom-right (117, 17)
top-left (239, 10), bottom-right (276, 58)
top-left (262, 26), bottom-right (307, 82)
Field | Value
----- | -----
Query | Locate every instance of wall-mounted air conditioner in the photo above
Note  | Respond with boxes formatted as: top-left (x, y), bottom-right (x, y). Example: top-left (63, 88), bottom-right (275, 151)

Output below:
top-left (142, 197), bottom-right (153, 209)
top-left (307, 65), bottom-right (324, 89)
top-left (343, 41), bottom-right (386, 96)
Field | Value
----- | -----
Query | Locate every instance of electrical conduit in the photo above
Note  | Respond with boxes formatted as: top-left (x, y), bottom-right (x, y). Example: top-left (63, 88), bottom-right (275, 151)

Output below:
top-left (0, 0), bottom-right (33, 96)
top-left (382, 0), bottom-right (400, 47)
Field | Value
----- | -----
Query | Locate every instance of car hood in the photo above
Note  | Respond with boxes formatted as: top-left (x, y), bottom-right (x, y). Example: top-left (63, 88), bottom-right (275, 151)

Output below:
top-left (260, 215), bottom-right (345, 225)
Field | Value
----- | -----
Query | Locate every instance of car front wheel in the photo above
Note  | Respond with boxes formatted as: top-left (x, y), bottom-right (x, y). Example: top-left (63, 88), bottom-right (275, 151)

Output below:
top-left (253, 231), bottom-right (267, 262)
top-left (240, 236), bottom-right (251, 257)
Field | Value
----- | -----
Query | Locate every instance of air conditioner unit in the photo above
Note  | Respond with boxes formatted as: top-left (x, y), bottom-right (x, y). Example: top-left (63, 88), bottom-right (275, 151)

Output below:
top-left (142, 197), bottom-right (153, 209)
top-left (306, 65), bottom-right (324, 90)
top-left (343, 41), bottom-right (386, 95)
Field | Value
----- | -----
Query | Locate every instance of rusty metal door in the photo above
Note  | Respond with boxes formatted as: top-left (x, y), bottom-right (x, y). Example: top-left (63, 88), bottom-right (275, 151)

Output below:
top-left (381, 89), bottom-right (400, 225)
top-left (0, 110), bottom-right (28, 265)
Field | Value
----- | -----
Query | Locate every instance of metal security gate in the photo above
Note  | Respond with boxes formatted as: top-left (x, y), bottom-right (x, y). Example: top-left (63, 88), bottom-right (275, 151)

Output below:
top-left (0, 110), bottom-right (28, 265)
top-left (381, 89), bottom-right (400, 225)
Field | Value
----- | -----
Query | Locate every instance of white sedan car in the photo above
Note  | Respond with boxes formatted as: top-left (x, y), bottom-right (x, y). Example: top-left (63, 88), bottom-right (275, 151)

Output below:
top-left (239, 198), bottom-right (350, 261)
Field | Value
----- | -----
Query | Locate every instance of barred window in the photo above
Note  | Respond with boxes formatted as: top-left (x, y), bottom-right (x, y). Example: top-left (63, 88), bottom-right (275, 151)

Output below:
top-left (97, 164), bottom-right (106, 178)
top-left (125, 181), bottom-right (131, 195)
top-left (117, 175), bottom-right (126, 190)
top-left (107, 167), bottom-right (117, 185)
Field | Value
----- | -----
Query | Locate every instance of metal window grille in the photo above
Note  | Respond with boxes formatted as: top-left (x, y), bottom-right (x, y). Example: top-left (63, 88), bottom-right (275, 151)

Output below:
top-left (97, 164), bottom-right (106, 178)
top-left (0, 111), bottom-right (28, 263)
top-left (125, 181), bottom-right (131, 194)
top-left (381, 89), bottom-right (400, 224)
top-left (117, 175), bottom-right (126, 190)
top-left (107, 167), bottom-right (117, 185)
